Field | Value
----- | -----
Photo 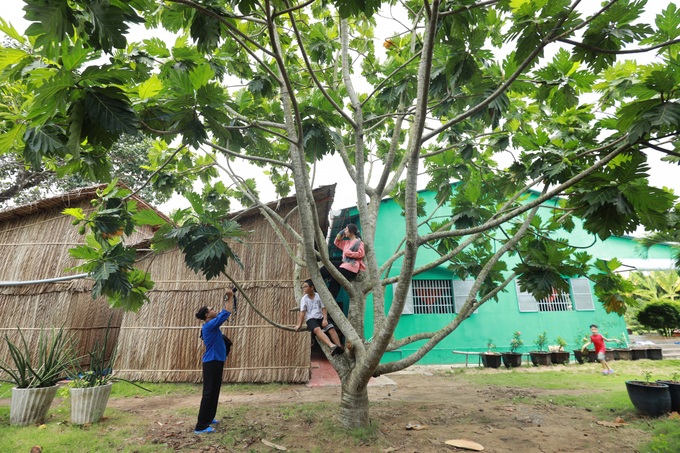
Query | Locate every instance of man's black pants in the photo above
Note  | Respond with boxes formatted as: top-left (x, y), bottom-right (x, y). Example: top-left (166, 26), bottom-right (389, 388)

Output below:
top-left (195, 360), bottom-right (225, 431)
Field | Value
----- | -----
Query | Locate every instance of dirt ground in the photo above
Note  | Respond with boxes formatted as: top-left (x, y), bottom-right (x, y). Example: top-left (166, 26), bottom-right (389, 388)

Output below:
top-left (103, 368), bottom-right (649, 453)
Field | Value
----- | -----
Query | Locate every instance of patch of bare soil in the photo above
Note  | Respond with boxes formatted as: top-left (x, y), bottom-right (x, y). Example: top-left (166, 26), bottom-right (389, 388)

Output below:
top-left (106, 372), bottom-right (647, 453)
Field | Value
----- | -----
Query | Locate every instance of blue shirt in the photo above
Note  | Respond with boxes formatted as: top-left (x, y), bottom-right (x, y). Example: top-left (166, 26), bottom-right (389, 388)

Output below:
top-left (201, 309), bottom-right (231, 363)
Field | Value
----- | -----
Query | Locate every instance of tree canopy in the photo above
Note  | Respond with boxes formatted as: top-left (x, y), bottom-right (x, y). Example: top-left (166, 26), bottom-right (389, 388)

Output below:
top-left (1, 0), bottom-right (680, 427)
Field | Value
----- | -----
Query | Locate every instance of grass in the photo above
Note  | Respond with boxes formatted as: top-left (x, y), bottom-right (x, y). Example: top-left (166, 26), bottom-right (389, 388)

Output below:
top-left (453, 359), bottom-right (680, 453)
top-left (1, 361), bottom-right (678, 452)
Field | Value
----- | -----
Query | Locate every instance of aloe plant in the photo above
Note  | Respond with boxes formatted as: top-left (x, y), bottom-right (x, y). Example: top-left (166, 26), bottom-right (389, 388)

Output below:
top-left (0, 326), bottom-right (76, 388)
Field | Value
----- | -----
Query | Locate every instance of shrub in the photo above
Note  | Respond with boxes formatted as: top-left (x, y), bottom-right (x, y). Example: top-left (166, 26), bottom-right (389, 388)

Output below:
top-left (636, 302), bottom-right (680, 337)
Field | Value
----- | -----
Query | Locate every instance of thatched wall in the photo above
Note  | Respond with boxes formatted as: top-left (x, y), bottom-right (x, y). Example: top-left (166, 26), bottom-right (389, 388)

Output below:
top-left (0, 189), bottom-right (155, 374)
top-left (115, 185), bottom-right (336, 383)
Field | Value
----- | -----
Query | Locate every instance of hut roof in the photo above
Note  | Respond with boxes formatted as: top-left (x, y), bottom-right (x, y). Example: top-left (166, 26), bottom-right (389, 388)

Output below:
top-left (230, 184), bottom-right (336, 233)
top-left (0, 183), bottom-right (171, 224)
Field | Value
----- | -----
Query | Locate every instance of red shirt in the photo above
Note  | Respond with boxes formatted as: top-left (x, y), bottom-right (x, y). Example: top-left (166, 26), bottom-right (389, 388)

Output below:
top-left (590, 334), bottom-right (606, 353)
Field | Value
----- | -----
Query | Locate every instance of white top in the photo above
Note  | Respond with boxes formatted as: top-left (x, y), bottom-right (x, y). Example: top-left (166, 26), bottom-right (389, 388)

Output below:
top-left (300, 292), bottom-right (325, 321)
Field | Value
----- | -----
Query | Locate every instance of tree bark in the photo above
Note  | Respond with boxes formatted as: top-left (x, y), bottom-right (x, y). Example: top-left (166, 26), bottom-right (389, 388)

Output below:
top-left (339, 384), bottom-right (370, 429)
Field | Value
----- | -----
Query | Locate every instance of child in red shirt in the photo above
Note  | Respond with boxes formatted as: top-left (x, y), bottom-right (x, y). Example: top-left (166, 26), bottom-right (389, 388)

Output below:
top-left (581, 324), bottom-right (619, 375)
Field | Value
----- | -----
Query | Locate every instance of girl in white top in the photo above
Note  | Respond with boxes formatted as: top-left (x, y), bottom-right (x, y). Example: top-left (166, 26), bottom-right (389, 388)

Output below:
top-left (294, 279), bottom-right (344, 356)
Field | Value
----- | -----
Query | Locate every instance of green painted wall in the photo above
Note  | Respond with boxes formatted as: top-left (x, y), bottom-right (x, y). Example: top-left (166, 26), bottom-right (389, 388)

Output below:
top-left (336, 189), bottom-right (673, 365)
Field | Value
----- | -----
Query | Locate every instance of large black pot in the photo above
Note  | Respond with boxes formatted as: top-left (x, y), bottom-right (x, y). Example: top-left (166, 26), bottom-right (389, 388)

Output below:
top-left (550, 351), bottom-right (570, 365)
top-left (625, 381), bottom-right (671, 416)
top-left (647, 348), bottom-right (663, 360)
top-left (612, 348), bottom-right (632, 360)
top-left (530, 351), bottom-right (551, 366)
top-left (481, 353), bottom-right (502, 368)
top-left (573, 349), bottom-right (585, 364)
top-left (631, 349), bottom-right (647, 360)
top-left (501, 352), bottom-right (523, 368)
top-left (657, 380), bottom-right (680, 412)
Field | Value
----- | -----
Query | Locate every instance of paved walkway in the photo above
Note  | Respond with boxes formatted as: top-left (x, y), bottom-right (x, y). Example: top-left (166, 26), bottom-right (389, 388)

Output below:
top-left (307, 349), bottom-right (396, 387)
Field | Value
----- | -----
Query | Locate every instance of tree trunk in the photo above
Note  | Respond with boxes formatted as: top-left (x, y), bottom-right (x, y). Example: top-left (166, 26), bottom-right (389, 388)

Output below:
top-left (339, 384), bottom-right (369, 428)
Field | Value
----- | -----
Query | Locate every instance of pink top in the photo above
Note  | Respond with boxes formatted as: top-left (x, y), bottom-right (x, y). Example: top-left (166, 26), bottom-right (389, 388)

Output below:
top-left (334, 236), bottom-right (366, 274)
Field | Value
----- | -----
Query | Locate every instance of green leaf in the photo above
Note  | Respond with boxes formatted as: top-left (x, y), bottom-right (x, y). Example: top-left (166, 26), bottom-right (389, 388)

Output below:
top-left (132, 209), bottom-right (167, 227)
top-left (68, 245), bottom-right (101, 260)
top-left (0, 47), bottom-right (28, 71)
top-left (62, 207), bottom-right (86, 221)
top-left (83, 87), bottom-right (138, 146)
top-left (189, 63), bottom-right (215, 91)
top-left (0, 16), bottom-right (27, 44)
top-left (137, 76), bottom-right (163, 100)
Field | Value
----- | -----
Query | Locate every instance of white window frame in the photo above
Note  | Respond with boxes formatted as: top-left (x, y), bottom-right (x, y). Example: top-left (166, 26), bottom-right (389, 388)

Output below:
top-left (516, 278), bottom-right (595, 312)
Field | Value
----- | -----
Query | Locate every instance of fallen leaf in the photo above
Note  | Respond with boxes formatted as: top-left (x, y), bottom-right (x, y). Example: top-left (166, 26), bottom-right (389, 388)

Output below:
top-left (669, 412), bottom-right (680, 420)
top-left (30, 447), bottom-right (42, 453)
top-left (404, 422), bottom-right (428, 430)
top-left (38, 424), bottom-right (47, 430)
top-left (262, 439), bottom-right (287, 451)
top-left (614, 417), bottom-right (625, 424)
top-left (382, 447), bottom-right (402, 452)
top-left (444, 439), bottom-right (484, 451)
top-left (596, 420), bottom-right (626, 428)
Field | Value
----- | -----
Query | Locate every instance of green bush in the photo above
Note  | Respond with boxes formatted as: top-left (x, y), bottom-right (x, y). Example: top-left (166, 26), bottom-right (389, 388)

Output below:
top-left (636, 302), bottom-right (680, 337)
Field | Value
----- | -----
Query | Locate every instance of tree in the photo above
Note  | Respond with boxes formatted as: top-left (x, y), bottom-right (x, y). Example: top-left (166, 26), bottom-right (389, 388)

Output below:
top-left (626, 270), bottom-right (680, 332)
top-left (0, 135), bottom-right (170, 206)
top-left (636, 301), bottom-right (680, 336)
top-left (1, 0), bottom-right (680, 427)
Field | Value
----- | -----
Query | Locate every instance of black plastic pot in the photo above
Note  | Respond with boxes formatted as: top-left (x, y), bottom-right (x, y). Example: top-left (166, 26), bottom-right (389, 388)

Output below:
top-left (657, 380), bottom-right (680, 412)
top-left (587, 350), bottom-right (598, 363)
top-left (612, 348), bottom-right (632, 360)
top-left (530, 351), bottom-right (552, 366)
top-left (625, 381), bottom-right (671, 416)
top-left (550, 351), bottom-right (570, 365)
top-left (647, 348), bottom-right (663, 360)
top-left (481, 353), bottom-right (502, 368)
top-left (501, 352), bottom-right (523, 368)
top-left (573, 349), bottom-right (585, 364)
top-left (631, 349), bottom-right (647, 360)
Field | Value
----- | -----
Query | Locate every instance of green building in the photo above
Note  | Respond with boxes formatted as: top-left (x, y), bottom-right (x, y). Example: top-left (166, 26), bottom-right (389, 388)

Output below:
top-left (329, 188), bottom-right (674, 365)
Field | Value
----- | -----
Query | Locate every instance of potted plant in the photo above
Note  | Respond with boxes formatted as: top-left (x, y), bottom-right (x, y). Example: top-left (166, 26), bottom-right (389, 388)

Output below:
top-left (612, 333), bottom-right (632, 360)
top-left (572, 330), bottom-right (588, 364)
top-left (502, 331), bottom-right (523, 368)
top-left (481, 339), bottom-right (502, 368)
top-left (550, 336), bottom-right (570, 365)
top-left (656, 372), bottom-right (680, 413)
top-left (625, 371), bottom-right (672, 416)
top-left (0, 326), bottom-right (76, 426)
top-left (530, 331), bottom-right (551, 366)
top-left (67, 320), bottom-right (148, 425)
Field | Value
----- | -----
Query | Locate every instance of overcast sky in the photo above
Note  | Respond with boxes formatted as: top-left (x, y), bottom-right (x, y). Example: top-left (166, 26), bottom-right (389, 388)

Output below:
top-left (1, 2), bottom-right (677, 214)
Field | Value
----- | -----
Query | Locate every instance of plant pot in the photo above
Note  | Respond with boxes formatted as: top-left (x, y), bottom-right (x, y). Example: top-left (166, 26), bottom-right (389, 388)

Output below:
top-left (550, 351), bottom-right (570, 365)
top-left (481, 353), bottom-right (502, 368)
top-left (70, 383), bottom-right (113, 425)
top-left (656, 381), bottom-right (680, 413)
top-left (625, 381), bottom-right (671, 416)
top-left (10, 385), bottom-right (58, 426)
top-left (530, 351), bottom-right (552, 366)
top-left (631, 349), bottom-right (647, 360)
top-left (646, 347), bottom-right (663, 360)
top-left (612, 348), bottom-right (632, 360)
top-left (587, 350), bottom-right (598, 363)
top-left (573, 349), bottom-right (585, 364)
top-left (501, 352), bottom-right (523, 368)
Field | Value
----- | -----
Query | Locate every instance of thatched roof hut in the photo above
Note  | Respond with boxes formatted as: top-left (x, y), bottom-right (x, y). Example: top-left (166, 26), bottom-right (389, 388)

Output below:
top-left (114, 185), bottom-right (336, 383)
top-left (0, 185), bottom-right (159, 373)
top-left (0, 184), bottom-right (335, 384)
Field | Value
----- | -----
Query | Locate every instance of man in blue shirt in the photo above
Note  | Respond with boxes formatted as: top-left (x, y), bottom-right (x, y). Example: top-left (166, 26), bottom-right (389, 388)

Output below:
top-left (194, 289), bottom-right (234, 434)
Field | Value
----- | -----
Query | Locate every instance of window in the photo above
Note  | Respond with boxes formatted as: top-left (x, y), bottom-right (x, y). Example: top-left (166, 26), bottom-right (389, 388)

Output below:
top-left (411, 279), bottom-right (454, 314)
top-left (394, 279), bottom-right (454, 314)
top-left (516, 278), bottom-right (594, 312)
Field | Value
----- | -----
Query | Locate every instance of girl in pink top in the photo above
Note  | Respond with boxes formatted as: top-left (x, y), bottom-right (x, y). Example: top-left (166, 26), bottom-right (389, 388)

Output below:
top-left (320, 223), bottom-right (365, 300)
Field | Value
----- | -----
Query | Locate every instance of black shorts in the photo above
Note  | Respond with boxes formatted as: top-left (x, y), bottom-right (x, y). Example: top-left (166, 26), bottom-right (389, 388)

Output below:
top-left (306, 318), bottom-right (335, 333)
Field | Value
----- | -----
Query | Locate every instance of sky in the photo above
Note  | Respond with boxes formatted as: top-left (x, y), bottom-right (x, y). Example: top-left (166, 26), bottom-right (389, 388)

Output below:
top-left (1, 1), bottom-right (678, 214)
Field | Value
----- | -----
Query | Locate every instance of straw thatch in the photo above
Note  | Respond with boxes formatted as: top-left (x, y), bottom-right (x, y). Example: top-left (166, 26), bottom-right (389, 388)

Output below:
top-left (0, 185), bottom-right (157, 374)
top-left (114, 185), bottom-right (336, 383)
top-left (0, 184), bottom-right (336, 384)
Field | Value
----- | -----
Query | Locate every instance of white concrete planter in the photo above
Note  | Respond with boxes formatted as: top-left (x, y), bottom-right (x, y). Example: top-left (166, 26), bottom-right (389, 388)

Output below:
top-left (70, 383), bottom-right (113, 425)
top-left (10, 385), bottom-right (59, 426)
